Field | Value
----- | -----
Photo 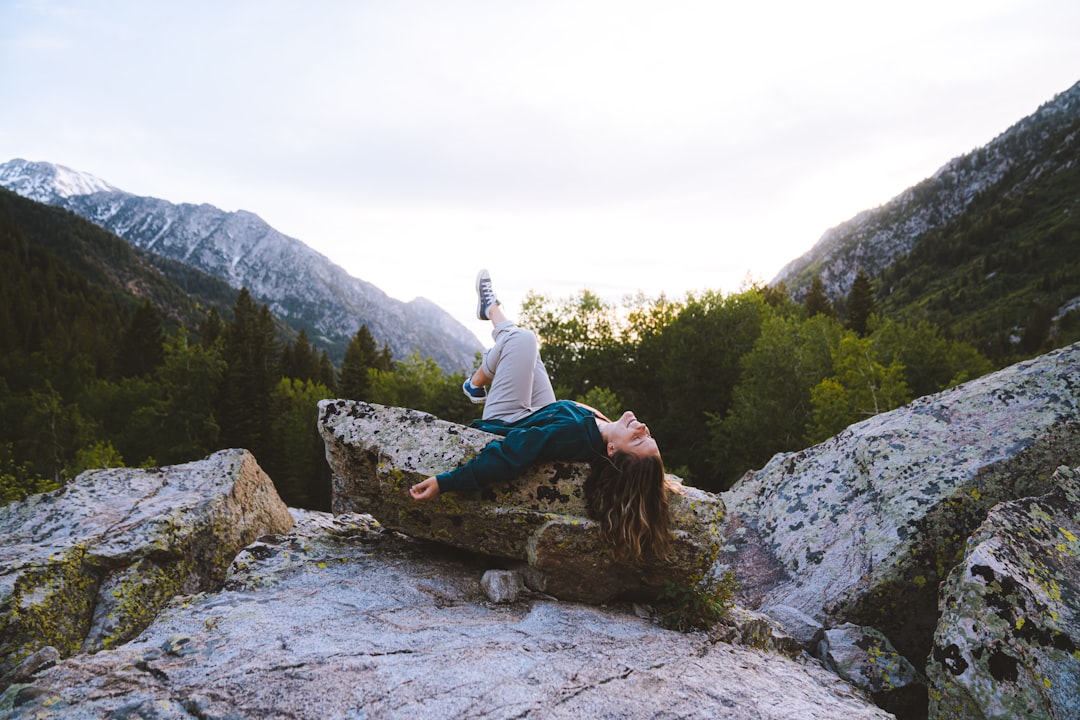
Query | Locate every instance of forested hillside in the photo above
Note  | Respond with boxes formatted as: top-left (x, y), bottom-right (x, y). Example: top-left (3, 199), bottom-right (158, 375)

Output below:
top-left (0, 189), bottom-right (480, 508)
top-left (774, 80), bottom-right (1080, 366)
top-left (876, 122), bottom-right (1080, 363)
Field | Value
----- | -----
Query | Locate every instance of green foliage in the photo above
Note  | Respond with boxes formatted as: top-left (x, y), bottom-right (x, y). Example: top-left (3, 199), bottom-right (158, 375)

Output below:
top-left (267, 378), bottom-right (333, 509)
top-left (711, 312), bottom-right (843, 486)
top-left (875, 111), bottom-right (1080, 365)
top-left (116, 301), bottom-right (165, 378)
top-left (844, 270), bottom-right (877, 336)
top-left (70, 440), bottom-right (125, 477)
top-left (803, 275), bottom-right (834, 318)
top-left (0, 442), bottom-right (60, 506)
top-left (656, 572), bottom-right (738, 632)
top-left (217, 288), bottom-right (280, 465)
top-left (804, 334), bottom-right (911, 443)
top-left (519, 289), bottom-right (621, 400)
top-left (575, 386), bottom-right (622, 421)
top-left (339, 324), bottom-right (391, 400)
top-left (0, 178), bottom-right (1019, 508)
top-left (368, 352), bottom-right (478, 426)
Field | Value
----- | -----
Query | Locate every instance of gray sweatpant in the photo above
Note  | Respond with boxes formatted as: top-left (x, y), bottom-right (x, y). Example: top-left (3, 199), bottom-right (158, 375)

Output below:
top-left (481, 320), bottom-right (556, 423)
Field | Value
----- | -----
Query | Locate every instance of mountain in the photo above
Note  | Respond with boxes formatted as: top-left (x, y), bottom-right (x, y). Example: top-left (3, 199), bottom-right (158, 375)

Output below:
top-left (0, 185), bottom-right (237, 334)
top-left (772, 80), bottom-right (1080, 359)
top-left (0, 160), bottom-right (482, 371)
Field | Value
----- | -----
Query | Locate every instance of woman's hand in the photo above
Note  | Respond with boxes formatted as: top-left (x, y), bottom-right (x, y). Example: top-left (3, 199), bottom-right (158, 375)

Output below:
top-left (410, 476), bottom-right (441, 501)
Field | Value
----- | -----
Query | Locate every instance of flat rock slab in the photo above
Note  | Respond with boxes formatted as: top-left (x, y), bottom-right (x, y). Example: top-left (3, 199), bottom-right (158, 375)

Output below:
top-left (0, 449), bottom-right (294, 681)
top-left (318, 400), bottom-right (726, 603)
top-left (719, 341), bottom-right (1080, 664)
top-left (1, 511), bottom-right (893, 720)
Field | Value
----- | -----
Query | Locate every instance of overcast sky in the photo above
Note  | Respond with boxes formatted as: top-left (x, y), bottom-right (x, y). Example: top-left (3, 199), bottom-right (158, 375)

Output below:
top-left (2, 1), bottom-right (1079, 342)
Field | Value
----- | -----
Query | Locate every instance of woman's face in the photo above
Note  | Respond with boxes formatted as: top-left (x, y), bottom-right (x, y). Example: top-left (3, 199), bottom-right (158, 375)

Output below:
top-left (605, 411), bottom-right (659, 459)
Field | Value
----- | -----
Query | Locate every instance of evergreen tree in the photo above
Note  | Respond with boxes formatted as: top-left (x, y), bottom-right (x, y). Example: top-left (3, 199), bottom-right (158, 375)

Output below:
top-left (217, 288), bottom-right (280, 466)
top-left (198, 307), bottom-right (225, 348)
top-left (845, 270), bottom-right (877, 336)
top-left (340, 325), bottom-right (381, 400)
top-left (803, 276), bottom-right (835, 318)
top-left (317, 351), bottom-right (335, 392)
top-left (284, 328), bottom-right (318, 382)
top-left (116, 301), bottom-right (166, 378)
top-left (155, 329), bottom-right (226, 463)
top-left (268, 377), bottom-right (332, 509)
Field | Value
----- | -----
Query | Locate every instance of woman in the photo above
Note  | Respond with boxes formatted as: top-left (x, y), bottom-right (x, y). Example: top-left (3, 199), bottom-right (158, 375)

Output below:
top-left (410, 270), bottom-right (677, 563)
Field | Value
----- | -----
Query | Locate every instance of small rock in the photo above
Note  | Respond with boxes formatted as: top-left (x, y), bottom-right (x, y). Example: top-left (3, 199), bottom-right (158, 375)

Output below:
top-left (818, 623), bottom-right (925, 720)
top-left (480, 570), bottom-right (525, 603)
top-left (1, 646), bottom-right (60, 685)
top-left (763, 604), bottom-right (824, 649)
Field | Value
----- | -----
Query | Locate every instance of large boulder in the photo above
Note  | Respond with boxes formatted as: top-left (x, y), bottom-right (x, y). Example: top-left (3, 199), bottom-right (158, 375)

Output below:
top-left (927, 464), bottom-right (1080, 719)
top-left (0, 449), bottom-right (294, 683)
top-left (318, 400), bottom-right (726, 604)
top-left (718, 341), bottom-right (1080, 666)
top-left (1, 510), bottom-right (894, 720)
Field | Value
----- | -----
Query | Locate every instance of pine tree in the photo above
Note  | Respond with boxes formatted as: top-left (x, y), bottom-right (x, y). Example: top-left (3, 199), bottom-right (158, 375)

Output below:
top-left (116, 301), bottom-right (165, 378)
top-left (803, 276), bottom-right (834, 318)
top-left (217, 288), bottom-right (280, 465)
top-left (845, 270), bottom-right (877, 336)
top-left (318, 351), bottom-right (335, 392)
top-left (198, 308), bottom-right (225, 347)
top-left (284, 328), bottom-right (317, 382)
top-left (340, 325), bottom-right (380, 400)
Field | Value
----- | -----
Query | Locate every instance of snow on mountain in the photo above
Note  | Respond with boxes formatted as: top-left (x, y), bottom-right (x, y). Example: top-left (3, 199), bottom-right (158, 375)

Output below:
top-left (0, 159), bottom-right (482, 371)
top-left (772, 80), bottom-right (1080, 300)
top-left (0, 158), bottom-right (117, 204)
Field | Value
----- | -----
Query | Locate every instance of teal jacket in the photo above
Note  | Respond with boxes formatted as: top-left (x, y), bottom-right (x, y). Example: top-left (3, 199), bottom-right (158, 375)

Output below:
top-left (436, 400), bottom-right (605, 493)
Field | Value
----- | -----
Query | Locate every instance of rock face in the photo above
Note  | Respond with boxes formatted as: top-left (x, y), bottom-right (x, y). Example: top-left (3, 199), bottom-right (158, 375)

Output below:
top-left (927, 465), bottom-right (1080, 720)
top-left (1, 511), bottom-right (893, 720)
top-left (718, 341), bottom-right (1080, 668)
top-left (0, 449), bottom-right (294, 683)
top-left (318, 399), bottom-right (726, 604)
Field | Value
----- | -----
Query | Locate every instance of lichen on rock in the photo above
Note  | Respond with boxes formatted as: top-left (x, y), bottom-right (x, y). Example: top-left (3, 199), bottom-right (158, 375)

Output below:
top-left (0, 449), bottom-right (294, 684)
top-left (318, 399), bottom-right (726, 604)
top-left (927, 464), bottom-right (1080, 720)
top-left (718, 341), bottom-right (1080, 668)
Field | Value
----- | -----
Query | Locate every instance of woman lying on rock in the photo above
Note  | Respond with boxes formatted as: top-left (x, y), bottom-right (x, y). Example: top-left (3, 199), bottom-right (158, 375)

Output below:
top-left (410, 269), bottom-right (681, 564)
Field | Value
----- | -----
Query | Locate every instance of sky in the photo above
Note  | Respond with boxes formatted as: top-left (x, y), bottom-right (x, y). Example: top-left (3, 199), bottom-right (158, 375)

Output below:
top-left (2, 1), bottom-right (1079, 343)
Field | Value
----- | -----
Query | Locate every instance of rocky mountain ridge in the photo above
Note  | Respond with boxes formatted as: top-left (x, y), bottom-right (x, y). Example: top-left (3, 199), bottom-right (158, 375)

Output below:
top-left (772, 79), bottom-right (1080, 302)
top-left (0, 159), bottom-right (482, 371)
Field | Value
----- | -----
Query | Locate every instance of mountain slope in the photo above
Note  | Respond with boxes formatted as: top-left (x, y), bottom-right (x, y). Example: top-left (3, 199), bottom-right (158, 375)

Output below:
top-left (773, 81), bottom-right (1079, 298)
top-left (771, 80), bottom-right (1080, 360)
top-left (0, 186), bottom-right (235, 334)
top-left (0, 160), bottom-right (482, 371)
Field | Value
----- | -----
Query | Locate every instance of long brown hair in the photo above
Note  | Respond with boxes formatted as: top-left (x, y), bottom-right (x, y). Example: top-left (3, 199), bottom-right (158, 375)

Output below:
top-left (585, 451), bottom-right (672, 563)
